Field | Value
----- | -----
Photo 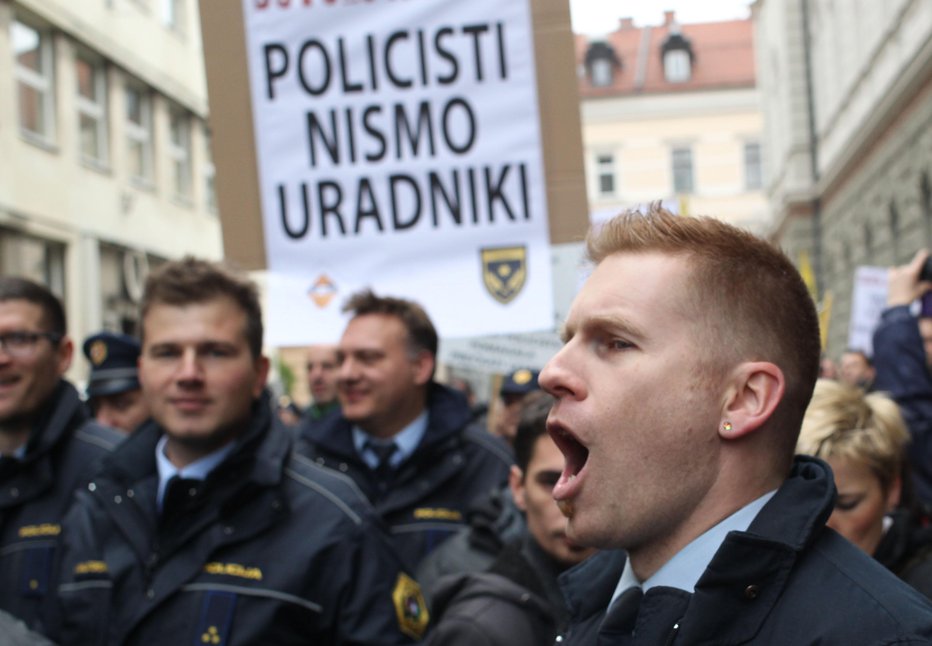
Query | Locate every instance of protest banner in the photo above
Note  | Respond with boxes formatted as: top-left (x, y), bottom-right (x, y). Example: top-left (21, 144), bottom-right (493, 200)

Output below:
top-left (200, 0), bottom-right (587, 345)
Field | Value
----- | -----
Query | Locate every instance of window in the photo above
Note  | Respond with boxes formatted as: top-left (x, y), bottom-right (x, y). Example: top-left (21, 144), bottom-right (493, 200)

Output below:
top-left (671, 146), bottom-right (693, 194)
top-left (168, 107), bottom-right (192, 200)
top-left (596, 154), bottom-right (615, 196)
top-left (161, 0), bottom-right (185, 34)
top-left (76, 51), bottom-right (108, 165)
top-left (13, 19), bottom-right (55, 143)
top-left (0, 228), bottom-right (65, 296)
top-left (204, 126), bottom-right (217, 212)
top-left (125, 82), bottom-right (154, 184)
top-left (744, 142), bottom-right (762, 190)
top-left (585, 42), bottom-right (620, 88)
top-left (663, 50), bottom-right (691, 83)
top-left (591, 60), bottom-right (613, 87)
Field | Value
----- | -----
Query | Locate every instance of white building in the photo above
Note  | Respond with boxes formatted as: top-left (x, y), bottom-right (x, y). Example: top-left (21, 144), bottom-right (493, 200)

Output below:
top-left (576, 11), bottom-right (768, 234)
top-left (0, 0), bottom-right (221, 379)
top-left (754, 0), bottom-right (932, 355)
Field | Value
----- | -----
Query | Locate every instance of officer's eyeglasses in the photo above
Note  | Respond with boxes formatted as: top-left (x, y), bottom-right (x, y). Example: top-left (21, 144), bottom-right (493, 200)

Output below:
top-left (0, 331), bottom-right (63, 358)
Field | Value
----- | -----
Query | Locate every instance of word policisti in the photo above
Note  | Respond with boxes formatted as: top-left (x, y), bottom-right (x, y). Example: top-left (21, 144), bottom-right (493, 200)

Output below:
top-left (261, 22), bottom-right (536, 240)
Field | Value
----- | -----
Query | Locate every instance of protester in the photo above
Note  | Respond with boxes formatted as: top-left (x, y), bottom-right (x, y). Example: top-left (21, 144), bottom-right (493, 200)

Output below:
top-left (838, 348), bottom-right (875, 391)
top-left (426, 391), bottom-right (596, 645)
top-left (544, 207), bottom-right (932, 644)
top-left (82, 331), bottom-right (150, 433)
top-left (296, 289), bottom-right (512, 570)
top-left (489, 368), bottom-right (540, 444)
top-left (304, 343), bottom-right (340, 421)
top-left (819, 354), bottom-right (839, 380)
top-left (0, 277), bottom-right (121, 631)
top-left (52, 259), bottom-right (426, 645)
top-left (873, 249), bottom-right (932, 508)
top-left (798, 378), bottom-right (932, 599)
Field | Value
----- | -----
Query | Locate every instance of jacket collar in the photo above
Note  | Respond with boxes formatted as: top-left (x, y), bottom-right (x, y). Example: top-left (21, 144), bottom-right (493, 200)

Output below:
top-left (300, 382), bottom-right (471, 461)
top-left (100, 391), bottom-right (285, 491)
top-left (22, 380), bottom-right (87, 461)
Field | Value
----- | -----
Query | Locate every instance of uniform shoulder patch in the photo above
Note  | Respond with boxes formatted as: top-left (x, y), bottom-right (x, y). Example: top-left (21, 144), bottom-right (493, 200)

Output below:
top-left (392, 573), bottom-right (429, 640)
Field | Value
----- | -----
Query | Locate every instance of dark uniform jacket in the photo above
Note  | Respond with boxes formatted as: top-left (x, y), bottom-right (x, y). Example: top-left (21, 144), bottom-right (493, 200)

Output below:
top-left (876, 507), bottom-right (932, 601)
top-left (873, 304), bottom-right (932, 507)
top-left (426, 537), bottom-right (572, 646)
top-left (52, 395), bottom-right (425, 645)
top-left (559, 457), bottom-right (932, 645)
top-left (0, 380), bottom-right (120, 632)
top-left (296, 383), bottom-right (513, 570)
top-left (416, 485), bottom-right (526, 606)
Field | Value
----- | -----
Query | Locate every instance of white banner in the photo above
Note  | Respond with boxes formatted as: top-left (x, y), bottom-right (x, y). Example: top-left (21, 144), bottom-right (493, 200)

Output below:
top-left (242, 0), bottom-right (552, 345)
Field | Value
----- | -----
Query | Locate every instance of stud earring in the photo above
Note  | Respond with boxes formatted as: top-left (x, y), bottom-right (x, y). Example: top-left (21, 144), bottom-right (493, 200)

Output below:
top-left (722, 421), bottom-right (733, 432)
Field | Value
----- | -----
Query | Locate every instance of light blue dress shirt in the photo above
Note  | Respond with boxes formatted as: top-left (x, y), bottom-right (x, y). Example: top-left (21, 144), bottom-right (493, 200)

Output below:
top-left (609, 490), bottom-right (777, 607)
top-left (155, 434), bottom-right (237, 511)
top-left (352, 410), bottom-right (428, 470)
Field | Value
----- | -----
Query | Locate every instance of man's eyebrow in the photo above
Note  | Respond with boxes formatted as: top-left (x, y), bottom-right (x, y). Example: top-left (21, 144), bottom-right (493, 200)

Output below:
top-left (560, 314), bottom-right (646, 344)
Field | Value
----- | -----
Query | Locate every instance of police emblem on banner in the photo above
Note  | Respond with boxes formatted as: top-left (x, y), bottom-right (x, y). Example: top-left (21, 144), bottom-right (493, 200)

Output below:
top-left (480, 246), bottom-right (527, 304)
top-left (307, 274), bottom-right (337, 309)
top-left (392, 573), bottom-right (428, 639)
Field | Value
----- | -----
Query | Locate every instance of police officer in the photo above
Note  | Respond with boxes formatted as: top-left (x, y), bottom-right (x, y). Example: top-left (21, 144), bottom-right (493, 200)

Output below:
top-left (0, 277), bottom-right (121, 631)
top-left (490, 368), bottom-right (540, 444)
top-left (82, 331), bottom-right (150, 434)
top-left (53, 259), bottom-right (426, 645)
top-left (296, 289), bottom-right (513, 571)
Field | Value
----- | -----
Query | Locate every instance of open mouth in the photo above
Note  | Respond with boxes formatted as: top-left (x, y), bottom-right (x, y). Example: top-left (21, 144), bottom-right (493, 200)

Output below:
top-left (548, 424), bottom-right (589, 478)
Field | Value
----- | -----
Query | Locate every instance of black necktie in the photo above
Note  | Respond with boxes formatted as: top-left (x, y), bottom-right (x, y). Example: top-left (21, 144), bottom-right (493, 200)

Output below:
top-left (161, 476), bottom-right (202, 525)
top-left (366, 441), bottom-right (398, 491)
top-left (601, 586), bottom-right (643, 638)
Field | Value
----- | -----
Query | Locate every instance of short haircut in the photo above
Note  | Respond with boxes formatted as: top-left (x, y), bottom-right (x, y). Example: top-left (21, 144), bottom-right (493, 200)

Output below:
top-left (342, 289), bottom-right (438, 359)
top-left (140, 257), bottom-right (263, 358)
top-left (513, 390), bottom-right (555, 474)
top-left (798, 379), bottom-right (908, 493)
top-left (0, 276), bottom-right (66, 335)
top-left (589, 206), bottom-right (821, 458)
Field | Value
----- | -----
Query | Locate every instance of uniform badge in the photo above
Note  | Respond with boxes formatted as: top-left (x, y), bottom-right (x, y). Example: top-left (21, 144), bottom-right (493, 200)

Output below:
top-left (307, 274), bottom-right (337, 309)
top-left (89, 340), bottom-right (108, 366)
top-left (512, 369), bottom-right (532, 385)
top-left (480, 246), bottom-right (527, 304)
top-left (392, 573), bottom-right (428, 640)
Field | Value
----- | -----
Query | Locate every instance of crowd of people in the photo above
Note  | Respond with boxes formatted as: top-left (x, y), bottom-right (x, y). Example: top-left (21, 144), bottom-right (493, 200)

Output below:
top-left (2, 207), bottom-right (932, 644)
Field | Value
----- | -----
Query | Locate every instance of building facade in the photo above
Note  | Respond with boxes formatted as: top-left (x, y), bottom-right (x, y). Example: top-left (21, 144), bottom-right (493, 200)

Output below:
top-left (754, 0), bottom-right (932, 356)
top-left (576, 11), bottom-right (768, 234)
top-left (0, 0), bottom-right (221, 380)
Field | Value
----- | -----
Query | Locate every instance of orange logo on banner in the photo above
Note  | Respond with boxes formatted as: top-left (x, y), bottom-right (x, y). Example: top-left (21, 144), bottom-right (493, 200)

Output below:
top-left (308, 274), bottom-right (337, 308)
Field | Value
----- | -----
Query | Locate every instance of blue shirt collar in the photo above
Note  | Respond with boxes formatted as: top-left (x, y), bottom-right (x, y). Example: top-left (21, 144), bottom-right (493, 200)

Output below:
top-left (155, 434), bottom-right (237, 511)
top-left (352, 410), bottom-right (428, 469)
top-left (610, 490), bottom-right (777, 606)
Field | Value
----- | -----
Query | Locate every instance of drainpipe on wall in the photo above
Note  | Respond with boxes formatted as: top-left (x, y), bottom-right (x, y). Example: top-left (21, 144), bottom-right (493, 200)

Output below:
top-left (801, 0), bottom-right (823, 297)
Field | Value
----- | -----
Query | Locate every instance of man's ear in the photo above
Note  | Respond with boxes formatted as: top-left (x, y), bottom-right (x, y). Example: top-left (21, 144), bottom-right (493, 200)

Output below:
top-left (412, 351), bottom-right (434, 386)
top-left (719, 362), bottom-right (785, 440)
top-left (508, 465), bottom-right (527, 511)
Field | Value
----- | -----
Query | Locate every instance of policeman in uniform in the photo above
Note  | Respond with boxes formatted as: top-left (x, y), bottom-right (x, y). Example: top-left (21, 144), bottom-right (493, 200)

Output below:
top-left (296, 290), bottom-right (513, 571)
top-left (52, 259), bottom-right (426, 645)
top-left (82, 331), bottom-right (150, 434)
top-left (0, 278), bottom-right (121, 631)
top-left (490, 368), bottom-right (540, 445)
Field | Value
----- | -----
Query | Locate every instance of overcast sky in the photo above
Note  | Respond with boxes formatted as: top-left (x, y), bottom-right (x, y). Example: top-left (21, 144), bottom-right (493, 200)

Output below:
top-left (569, 0), bottom-right (754, 36)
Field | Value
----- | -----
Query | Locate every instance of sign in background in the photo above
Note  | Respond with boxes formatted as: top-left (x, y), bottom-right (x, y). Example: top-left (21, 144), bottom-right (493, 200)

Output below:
top-left (847, 265), bottom-right (889, 355)
top-left (200, 0), bottom-right (588, 345)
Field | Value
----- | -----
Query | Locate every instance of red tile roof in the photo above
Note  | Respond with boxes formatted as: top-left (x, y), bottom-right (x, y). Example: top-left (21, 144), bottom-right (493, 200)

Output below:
top-left (576, 15), bottom-right (756, 98)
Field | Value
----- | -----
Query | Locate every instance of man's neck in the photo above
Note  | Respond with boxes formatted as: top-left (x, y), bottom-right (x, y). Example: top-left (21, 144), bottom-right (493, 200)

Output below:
top-left (163, 435), bottom-right (238, 469)
top-left (360, 393), bottom-right (428, 439)
top-left (0, 421), bottom-right (33, 456)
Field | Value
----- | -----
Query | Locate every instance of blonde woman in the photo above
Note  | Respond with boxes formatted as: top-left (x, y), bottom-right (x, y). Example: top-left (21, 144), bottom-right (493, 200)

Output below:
top-left (798, 378), bottom-right (932, 598)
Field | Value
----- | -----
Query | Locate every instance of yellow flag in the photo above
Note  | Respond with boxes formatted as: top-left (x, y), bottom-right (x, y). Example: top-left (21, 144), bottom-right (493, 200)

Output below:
top-left (798, 250), bottom-right (818, 301)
